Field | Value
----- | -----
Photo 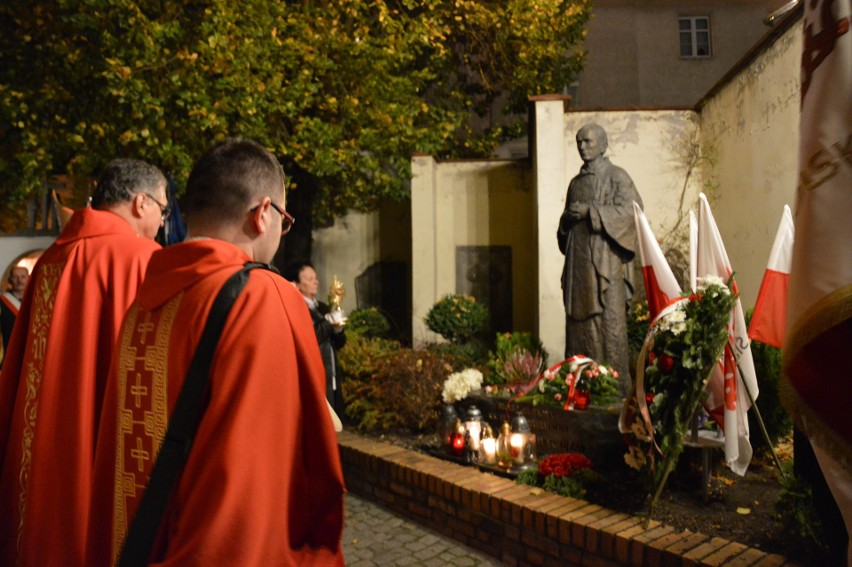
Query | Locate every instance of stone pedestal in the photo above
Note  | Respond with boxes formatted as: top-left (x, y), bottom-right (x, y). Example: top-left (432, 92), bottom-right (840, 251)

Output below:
top-left (459, 393), bottom-right (625, 470)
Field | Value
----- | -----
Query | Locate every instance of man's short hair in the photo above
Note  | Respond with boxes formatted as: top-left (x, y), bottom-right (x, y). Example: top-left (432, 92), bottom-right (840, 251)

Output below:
top-left (282, 261), bottom-right (314, 284)
top-left (90, 159), bottom-right (167, 209)
top-left (185, 138), bottom-right (285, 225)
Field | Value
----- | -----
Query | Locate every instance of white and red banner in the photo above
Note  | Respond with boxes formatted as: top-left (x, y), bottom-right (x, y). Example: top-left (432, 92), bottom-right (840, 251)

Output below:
top-left (696, 193), bottom-right (758, 475)
top-left (749, 206), bottom-right (794, 349)
top-left (784, 0), bottom-right (852, 534)
top-left (689, 210), bottom-right (698, 292)
top-left (633, 202), bottom-right (681, 320)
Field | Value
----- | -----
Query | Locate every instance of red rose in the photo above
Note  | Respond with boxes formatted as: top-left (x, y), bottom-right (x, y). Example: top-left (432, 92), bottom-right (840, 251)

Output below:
top-left (659, 354), bottom-right (675, 373)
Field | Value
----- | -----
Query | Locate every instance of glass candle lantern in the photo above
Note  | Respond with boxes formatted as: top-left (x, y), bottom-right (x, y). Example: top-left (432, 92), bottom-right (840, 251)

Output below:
top-left (574, 385), bottom-right (590, 410)
top-left (437, 404), bottom-right (459, 453)
top-left (464, 405), bottom-right (483, 453)
top-left (451, 420), bottom-right (466, 457)
top-left (509, 433), bottom-right (526, 465)
top-left (496, 422), bottom-right (513, 469)
top-left (479, 424), bottom-right (497, 465)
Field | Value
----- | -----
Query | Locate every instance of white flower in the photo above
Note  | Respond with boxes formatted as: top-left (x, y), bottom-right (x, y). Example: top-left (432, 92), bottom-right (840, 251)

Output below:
top-left (667, 310), bottom-right (686, 323)
top-left (697, 274), bottom-right (729, 294)
top-left (598, 365), bottom-right (609, 376)
top-left (441, 368), bottom-right (483, 403)
top-left (671, 322), bottom-right (687, 336)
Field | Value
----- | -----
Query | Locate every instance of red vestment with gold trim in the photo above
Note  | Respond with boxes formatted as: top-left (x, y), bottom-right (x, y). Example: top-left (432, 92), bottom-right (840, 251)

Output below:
top-left (89, 239), bottom-right (345, 566)
top-left (0, 208), bottom-right (159, 567)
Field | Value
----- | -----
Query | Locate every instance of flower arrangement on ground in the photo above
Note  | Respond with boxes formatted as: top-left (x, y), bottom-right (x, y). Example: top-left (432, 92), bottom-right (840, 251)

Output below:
top-left (441, 368), bottom-right (484, 404)
top-left (516, 452), bottom-right (599, 498)
top-left (620, 275), bottom-right (738, 520)
top-left (515, 356), bottom-right (620, 409)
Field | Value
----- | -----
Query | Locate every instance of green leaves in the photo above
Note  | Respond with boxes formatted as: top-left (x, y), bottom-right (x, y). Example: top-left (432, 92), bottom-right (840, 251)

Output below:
top-left (1, 0), bottom-right (590, 228)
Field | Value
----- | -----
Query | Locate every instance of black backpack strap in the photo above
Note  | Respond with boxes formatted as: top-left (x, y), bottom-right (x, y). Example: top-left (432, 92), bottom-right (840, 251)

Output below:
top-left (117, 261), bottom-right (269, 567)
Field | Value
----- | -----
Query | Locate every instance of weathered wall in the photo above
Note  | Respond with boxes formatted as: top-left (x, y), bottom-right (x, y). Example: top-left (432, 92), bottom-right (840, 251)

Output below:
top-left (697, 19), bottom-right (801, 308)
top-left (410, 156), bottom-right (535, 346)
top-left (577, 0), bottom-right (778, 108)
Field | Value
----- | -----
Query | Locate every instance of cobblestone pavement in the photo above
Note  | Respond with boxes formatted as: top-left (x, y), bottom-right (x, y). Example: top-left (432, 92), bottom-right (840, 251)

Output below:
top-left (342, 493), bottom-right (504, 566)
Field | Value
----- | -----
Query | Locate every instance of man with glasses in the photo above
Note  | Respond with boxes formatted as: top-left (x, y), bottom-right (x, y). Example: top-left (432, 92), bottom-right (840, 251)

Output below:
top-left (88, 139), bottom-right (344, 566)
top-left (0, 159), bottom-right (166, 567)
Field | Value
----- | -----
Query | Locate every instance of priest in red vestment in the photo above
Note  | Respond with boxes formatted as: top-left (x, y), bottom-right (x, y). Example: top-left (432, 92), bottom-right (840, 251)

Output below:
top-left (89, 139), bottom-right (345, 566)
top-left (0, 159), bottom-right (168, 567)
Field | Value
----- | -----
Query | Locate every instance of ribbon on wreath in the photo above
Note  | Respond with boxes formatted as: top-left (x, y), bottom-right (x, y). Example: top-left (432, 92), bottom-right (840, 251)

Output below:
top-left (510, 354), bottom-right (593, 411)
top-left (619, 297), bottom-right (690, 455)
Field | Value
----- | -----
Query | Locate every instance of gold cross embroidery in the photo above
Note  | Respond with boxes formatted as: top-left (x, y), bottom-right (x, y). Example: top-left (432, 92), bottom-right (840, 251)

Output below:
top-left (136, 312), bottom-right (155, 345)
top-left (130, 373), bottom-right (148, 408)
top-left (130, 437), bottom-right (150, 472)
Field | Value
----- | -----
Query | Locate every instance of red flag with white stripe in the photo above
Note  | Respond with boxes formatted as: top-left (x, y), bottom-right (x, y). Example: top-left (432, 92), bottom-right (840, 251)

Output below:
top-left (633, 202), bottom-right (681, 319)
top-left (696, 193), bottom-right (758, 475)
top-left (749, 206), bottom-right (794, 349)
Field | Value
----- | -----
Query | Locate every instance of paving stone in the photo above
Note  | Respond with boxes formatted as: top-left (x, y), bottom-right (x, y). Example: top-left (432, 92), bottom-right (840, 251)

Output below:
top-left (343, 493), bottom-right (503, 566)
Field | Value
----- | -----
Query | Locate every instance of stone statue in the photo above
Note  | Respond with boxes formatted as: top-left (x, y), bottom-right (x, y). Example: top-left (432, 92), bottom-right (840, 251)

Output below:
top-left (557, 124), bottom-right (642, 395)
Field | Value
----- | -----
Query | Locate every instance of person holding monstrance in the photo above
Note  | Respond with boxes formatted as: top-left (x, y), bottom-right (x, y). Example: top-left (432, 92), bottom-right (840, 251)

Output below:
top-left (283, 262), bottom-right (348, 417)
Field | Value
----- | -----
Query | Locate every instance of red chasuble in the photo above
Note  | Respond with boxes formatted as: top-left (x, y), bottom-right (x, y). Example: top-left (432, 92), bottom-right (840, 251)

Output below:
top-left (0, 208), bottom-right (160, 567)
top-left (88, 239), bottom-right (345, 567)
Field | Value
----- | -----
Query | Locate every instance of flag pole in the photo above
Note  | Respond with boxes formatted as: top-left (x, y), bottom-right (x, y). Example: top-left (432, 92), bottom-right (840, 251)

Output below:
top-left (728, 338), bottom-right (786, 480)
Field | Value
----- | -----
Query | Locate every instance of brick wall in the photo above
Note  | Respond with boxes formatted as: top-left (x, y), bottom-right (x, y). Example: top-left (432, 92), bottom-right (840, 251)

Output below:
top-left (338, 431), bottom-right (799, 567)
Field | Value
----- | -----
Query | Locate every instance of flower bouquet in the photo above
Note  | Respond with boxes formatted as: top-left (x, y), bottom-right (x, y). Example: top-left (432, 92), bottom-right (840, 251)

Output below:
top-left (620, 275), bottom-right (737, 522)
top-left (515, 356), bottom-right (620, 409)
top-left (515, 451), bottom-right (598, 498)
top-left (441, 368), bottom-right (484, 404)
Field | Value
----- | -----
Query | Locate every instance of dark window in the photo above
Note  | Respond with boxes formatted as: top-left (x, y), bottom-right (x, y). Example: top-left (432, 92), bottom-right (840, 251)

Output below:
top-left (679, 16), bottom-right (711, 58)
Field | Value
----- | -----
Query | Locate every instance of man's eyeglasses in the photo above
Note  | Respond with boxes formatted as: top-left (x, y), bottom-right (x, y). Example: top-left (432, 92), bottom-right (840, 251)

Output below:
top-left (251, 201), bottom-right (295, 235)
top-left (145, 193), bottom-right (171, 221)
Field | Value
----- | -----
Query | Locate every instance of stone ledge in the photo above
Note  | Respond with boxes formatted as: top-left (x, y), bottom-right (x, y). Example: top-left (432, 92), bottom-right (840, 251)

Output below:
top-left (338, 431), bottom-right (801, 567)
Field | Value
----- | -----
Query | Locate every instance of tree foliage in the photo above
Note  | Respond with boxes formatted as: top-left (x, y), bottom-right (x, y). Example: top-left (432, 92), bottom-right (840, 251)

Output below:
top-left (0, 0), bottom-right (589, 231)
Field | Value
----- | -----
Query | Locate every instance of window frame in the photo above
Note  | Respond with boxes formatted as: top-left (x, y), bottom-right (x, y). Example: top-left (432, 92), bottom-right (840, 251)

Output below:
top-left (678, 16), bottom-right (712, 59)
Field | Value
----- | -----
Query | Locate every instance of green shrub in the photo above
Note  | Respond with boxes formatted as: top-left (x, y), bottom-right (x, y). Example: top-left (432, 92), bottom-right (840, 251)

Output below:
top-left (627, 299), bottom-right (650, 353)
top-left (342, 346), bottom-right (456, 433)
top-left (425, 294), bottom-right (488, 343)
top-left (426, 340), bottom-right (490, 370)
top-left (337, 333), bottom-right (401, 383)
top-left (775, 462), bottom-right (830, 561)
top-left (745, 309), bottom-right (792, 452)
top-left (347, 307), bottom-right (391, 339)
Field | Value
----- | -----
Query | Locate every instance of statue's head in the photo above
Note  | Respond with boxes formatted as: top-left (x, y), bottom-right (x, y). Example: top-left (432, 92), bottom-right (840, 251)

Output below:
top-left (576, 124), bottom-right (608, 163)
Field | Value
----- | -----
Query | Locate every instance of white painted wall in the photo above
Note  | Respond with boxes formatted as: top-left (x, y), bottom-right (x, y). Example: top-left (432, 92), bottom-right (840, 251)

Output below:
top-left (410, 156), bottom-right (535, 346)
top-left (311, 210), bottom-right (381, 315)
top-left (0, 235), bottom-right (56, 283)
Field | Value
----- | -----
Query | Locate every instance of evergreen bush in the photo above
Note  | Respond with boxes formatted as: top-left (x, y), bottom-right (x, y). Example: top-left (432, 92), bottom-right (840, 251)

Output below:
top-left (424, 294), bottom-right (488, 344)
top-left (347, 307), bottom-right (391, 339)
top-left (745, 308), bottom-right (792, 452)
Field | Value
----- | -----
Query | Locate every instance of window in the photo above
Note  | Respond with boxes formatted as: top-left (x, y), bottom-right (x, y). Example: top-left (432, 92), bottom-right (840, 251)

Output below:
top-left (679, 16), bottom-right (711, 58)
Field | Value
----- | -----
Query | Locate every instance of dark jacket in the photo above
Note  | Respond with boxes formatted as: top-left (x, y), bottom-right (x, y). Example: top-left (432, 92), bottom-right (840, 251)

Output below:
top-left (307, 299), bottom-right (347, 416)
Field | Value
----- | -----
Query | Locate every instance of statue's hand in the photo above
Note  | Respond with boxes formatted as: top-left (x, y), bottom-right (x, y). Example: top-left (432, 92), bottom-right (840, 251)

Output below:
top-left (568, 202), bottom-right (590, 219)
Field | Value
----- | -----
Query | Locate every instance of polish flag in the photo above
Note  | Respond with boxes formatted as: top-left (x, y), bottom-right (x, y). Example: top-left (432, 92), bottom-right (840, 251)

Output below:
top-left (748, 206), bottom-right (794, 349)
top-left (634, 202), bottom-right (681, 320)
top-left (696, 193), bottom-right (758, 476)
top-left (689, 210), bottom-right (698, 292)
